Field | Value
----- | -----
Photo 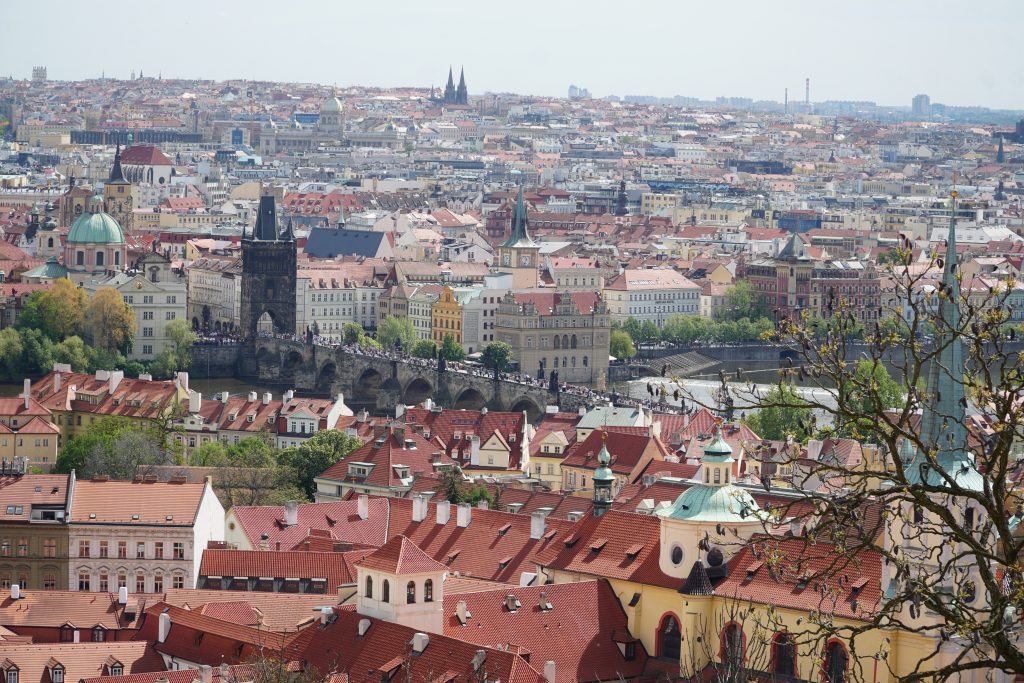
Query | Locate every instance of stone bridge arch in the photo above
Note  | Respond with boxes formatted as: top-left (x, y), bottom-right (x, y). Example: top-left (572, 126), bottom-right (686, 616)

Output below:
top-left (402, 376), bottom-right (434, 406)
top-left (507, 395), bottom-right (544, 423)
top-left (454, 387), bottom-right (488, 411)
top-left (355, 367), bottom-right (385, 403)
top-left (317, 361), bottom-right (338, 393)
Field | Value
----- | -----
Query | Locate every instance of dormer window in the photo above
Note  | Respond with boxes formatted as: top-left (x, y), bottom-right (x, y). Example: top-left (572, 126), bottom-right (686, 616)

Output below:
top-left (50, 666), bottom-right (63, 683)
top-left (110, 664), bottom-right (123, 677)
top-left (6, 668), bottom-right (18, 683)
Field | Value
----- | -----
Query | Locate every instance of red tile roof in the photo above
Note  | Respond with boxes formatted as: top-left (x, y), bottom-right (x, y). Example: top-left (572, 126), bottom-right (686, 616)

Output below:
top-left (561, 428), bottom-right (669, 476)
top-left (162, 589), bottom-right (343, 633)
top-left (533, 509), bottom-right (678, 589)
top-left (81, 664), bottom-right (255, 683)
top-left (0, 590), bottom-right (143, 632)
top-left (287, 610), bottom-right (545, 683)
top-left (70, 480), bottom-right (208, 526)
top-left (120, 146), bottom-right (173, 166)
top-left (715, 535), bottom-right (882, 621)
top-left (317, 426), bottom-right (456, 489)
top-left (229, 499), bottom-right (392, 550)
top-left (0, 474), bottom-right (70, 523)
top-left (403, 407), bottom-right (527, 470)
top-left (442, 580), bottom-right (646, 682)
top-left (198, 548), bottom-right (372, 589)
top-left (356, 535), bottom-right (448, 575)
top-left (0, 642), bottom-right (163, 682)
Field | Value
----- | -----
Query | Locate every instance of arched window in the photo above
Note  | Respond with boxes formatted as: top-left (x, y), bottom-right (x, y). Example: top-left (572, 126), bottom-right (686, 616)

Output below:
top-left (76, 251), bottom-right (84, 266)
top-left (381, 579), bottom-right (390, 603)
top-left (772, 632), bottom-right (796, 676)
top-left (47, 238), bottom-right (53, 248)
top-left (424, 579), bottom-right (433, 603)
top-left (657, 613), bottom-right (681, 661)
top-left (824, 641), bottom-right (848, 683)
top-left (583, 356), bottom-right (588, 367)
top-left (554, 336), bottom-right (561, 349)
top-left (562, 335), bottom-right (569, 348)
top-left (365, 575), bottom-right (373, 598)
top-left (571, 334), bottom-right (577, 348)
top-left (721, 623), bottom-right (744, 668)
top-left (406, 581), bottom-right (416, 604)
top-left (96, 251), bottom-right (104, 267)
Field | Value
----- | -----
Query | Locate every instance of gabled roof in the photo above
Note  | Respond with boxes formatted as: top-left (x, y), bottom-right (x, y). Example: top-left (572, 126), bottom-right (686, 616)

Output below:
top-left (199, 548), bottom-right (372, 588)
top-left (119, 145), bottom-right (173, 166)
top-left (0, 642), bottom-right (162, 682)
top-left (70, 480), bottom-right (207, 525)
top-left (0, 474), bottom-right (70, 523)
top-left (229, 498), bottom-right (392, 550)
top-left (304, 227), bottom-right (387, 259)
top-left (356, 535), bottom-right (447, 575)
top-left (533, 509), bottom-right (677, 589)
top-left (0, 590), bottom-right (141, 631)
top-left (442, 580), bottom-right (646, 682)
top-left (561, 428), bottom-right (669, 476)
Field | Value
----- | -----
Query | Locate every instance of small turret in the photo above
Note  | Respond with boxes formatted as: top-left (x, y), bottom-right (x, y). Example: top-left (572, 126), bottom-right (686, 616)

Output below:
top-left (592, 431), bottom-right (614, 517)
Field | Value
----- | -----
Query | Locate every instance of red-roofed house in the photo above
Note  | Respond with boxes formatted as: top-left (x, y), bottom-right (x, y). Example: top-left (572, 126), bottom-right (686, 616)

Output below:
top-left (119, 146), bottom-right (173, 186)
top-left (560, 427), bottom-right (670, 495)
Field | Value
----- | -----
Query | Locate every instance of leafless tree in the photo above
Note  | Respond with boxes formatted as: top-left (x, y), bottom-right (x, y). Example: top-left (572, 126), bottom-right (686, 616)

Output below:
top-left (681, 202), bottom-right (1024, 681)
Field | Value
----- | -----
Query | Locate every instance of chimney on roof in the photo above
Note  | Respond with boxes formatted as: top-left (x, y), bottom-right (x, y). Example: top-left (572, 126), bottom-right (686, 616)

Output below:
top-left (423, 398), bottom-right (433, 411)
top-left (790, 517), bottom-right (804, 538)
top-left (456, 503), bottom-right (472, 528)
top-left (284, 500), bottom-right (299, 526)
top-left (157, 611), bottom-right (171, 643)
top-left (356, 409), bottom-right (368, 423)
top-left (471, 650), bottom-right (486, 673)
top-left (469, 435), bottom-right (480, 466)
top-left (219, 664), bottom-right (229, 681)
top-left (530, 511), bottom-right (546, 540)
top-left (411, 632), bottom-right (430, 654)
top-left (10, 584), bottom-right (20, 600)
top-left (263, 392), bottom-right (272, 405)
top-left (357, 494), bottom-right (369, 520)
top-left (139, 373), bottom-right (153, 381)
top-left (412, 494), bottom-right (429, 523)
top-left (357, 618), bottom-right (371, 636)
top-left (109, 370), bottom-right (124, 393)
top-left (578, 406), bottom-right (587, 416)
top-left (198, 665), bottom-right (213, 683)
top-left (544, 660), bottom-right (556, 683)
top-left (54, 372), bottom-right (61, 394)
top-left (188, 390), bottom-right (202, 414)
top-left (319, 607), bottom-right (333, 625)
top-left (649, 421), bottom-right (662, 440)
top-left (118, 586), bottom-right (128, 604)
top-left (96, 369), bottom-right (110, 382)
top-left (436, 499), bottom-right (451, 525)
top-left (248, 391), bottom-right (257, 403)
top-left (395, 404), bottom-right (406, 419)
top-left (221, 392), bottom-right (229, 404)
top-left (477, 499), bottom-right (488, 510)
top-left (284, 390), bottom-right (294, 405)
top-left (175, 372), bottom-right (189, 392)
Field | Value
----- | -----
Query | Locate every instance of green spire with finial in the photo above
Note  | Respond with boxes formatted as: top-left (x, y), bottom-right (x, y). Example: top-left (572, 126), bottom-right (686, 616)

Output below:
top-left (702, 418), bottom-right (734, 463)
top-left (501, 184), bottom-right (535, 248)
top-left (592, 430), bottom-right (615, 516)
top-left (908, 190), bottom-right (983, 491)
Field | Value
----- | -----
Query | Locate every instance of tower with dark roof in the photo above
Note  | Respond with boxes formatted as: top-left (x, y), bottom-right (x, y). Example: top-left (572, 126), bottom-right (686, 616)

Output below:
top-left (497, 185), bottom-right (539, 289)
top-left (103, 143), bottom-right (134, 233)
top-left (443, 67), bottom-right (457, 105)
top-left (240, 194), bottom-right (297, 337)
top-left (997, 136), bottom-right (1005, 163)
top-left (614, 180), bottom-right (628, 217)
top-left (455, 67), bottom-right (468, 105)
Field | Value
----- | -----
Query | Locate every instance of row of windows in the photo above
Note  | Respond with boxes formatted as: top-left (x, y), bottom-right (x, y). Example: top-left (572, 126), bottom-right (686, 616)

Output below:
top-left (0, 538), bottom-right (56, 557)
top-left (365, 576), bottom-right (433, 604)
top-left (123, 295), bottom-right (177, 305)
top-left (141, 312), bottom-right (177, 321)
top-left (77, 569), bottom-right (184, 592)
top-left (0, 438), bottom-right (49, 448)
top-left (77, 540), bottom-right (185, 560)
top-left (75, 251), bottom-right (121, 268)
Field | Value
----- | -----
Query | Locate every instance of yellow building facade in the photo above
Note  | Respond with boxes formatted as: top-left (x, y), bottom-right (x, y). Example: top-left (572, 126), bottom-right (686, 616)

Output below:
top-left (431, 286), bottom-right (463, 345)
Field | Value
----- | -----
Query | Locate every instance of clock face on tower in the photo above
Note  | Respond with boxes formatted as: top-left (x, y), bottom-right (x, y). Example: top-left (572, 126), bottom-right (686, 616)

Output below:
top-left (520, 254), bottom-right (531, 266)
top-left (502, 252), bottom-right (511, 266)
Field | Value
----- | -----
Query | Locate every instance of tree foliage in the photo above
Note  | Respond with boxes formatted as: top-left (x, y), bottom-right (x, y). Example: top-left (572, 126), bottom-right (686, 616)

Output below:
top-left (376, 315), bottom-right (416, 352)
top-left (741, 382), bottom-right (812, 441)
top-left (84, 287), bottom-right (135, 354)
top-left (278, 429), bottom-right (363, 498)
top-left (410, 339), bottom-right (437, 359)
top-left (609, 329), bottom-right (636, 360)
top-left (439, 334), bottom-right (465, 362)
top-left (719, 279), bottom-right (769, 321)
top-left (18, 279), bottom-right (86, 341)
top-left (481, 341), bottom-right (513, 371)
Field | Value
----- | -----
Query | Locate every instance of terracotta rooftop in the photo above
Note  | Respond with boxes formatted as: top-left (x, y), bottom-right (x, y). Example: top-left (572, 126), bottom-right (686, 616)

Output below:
top-left (70, 480), bottom-right (208, 526)
top-left (356, 535), bottom-right (448, 575)
top-left (198, 548), bottom-right (373, 589)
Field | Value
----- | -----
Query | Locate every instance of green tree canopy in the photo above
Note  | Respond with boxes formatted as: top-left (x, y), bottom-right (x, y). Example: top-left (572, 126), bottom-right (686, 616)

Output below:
top-left (410, 339), bottom-right (437, 359)
top-left (741, 383), bottom-right (813, 442)
top-left (277, 429), bottom-right (363, 498)
top-left (165, 319), bottom-right (198, 369)
top-left (342, 323), bottom-right (365, 345)
top-left (440, 334), bottom-right (465, 362)
top-left (609, 329), bottom-right (636, 360)
top-left (376, 316), bottom-right (416, 352)
top-left (481, 341), bottom-right (513, 371)
top-left (719, 280), bottom-right (768, 321)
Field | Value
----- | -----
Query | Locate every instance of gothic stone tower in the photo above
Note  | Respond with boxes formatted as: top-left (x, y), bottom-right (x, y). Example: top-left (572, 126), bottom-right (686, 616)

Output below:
top-left (240, 195), bottom-right (297, 336)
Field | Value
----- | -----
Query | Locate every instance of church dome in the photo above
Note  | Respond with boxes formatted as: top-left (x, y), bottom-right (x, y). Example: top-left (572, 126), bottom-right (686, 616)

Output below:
top-left (321, 94), bottom-right (343, 113)
top-left (658, 483), bottom-right (760, 523)
top-left (67, 198), bottom-right (125, 245)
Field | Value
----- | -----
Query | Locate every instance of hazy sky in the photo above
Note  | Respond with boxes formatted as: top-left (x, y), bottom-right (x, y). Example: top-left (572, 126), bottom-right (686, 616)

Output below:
top-left (5, 0), bottom-right (1022, 109)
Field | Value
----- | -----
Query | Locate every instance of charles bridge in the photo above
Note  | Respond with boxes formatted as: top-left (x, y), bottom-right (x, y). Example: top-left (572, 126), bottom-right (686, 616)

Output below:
top-left (191, 337), bottom-right (599, 420)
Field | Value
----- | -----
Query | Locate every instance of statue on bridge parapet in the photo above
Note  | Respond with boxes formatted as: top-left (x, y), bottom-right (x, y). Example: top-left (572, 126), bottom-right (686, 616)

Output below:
top-left (548, 369), bottom-right (559, 393)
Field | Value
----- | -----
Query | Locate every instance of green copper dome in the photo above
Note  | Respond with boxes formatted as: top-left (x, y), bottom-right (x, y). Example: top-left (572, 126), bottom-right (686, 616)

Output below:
top-left (702, 421), bottom-right (734, 463)
top-left (67, 204), bottom-right (125, 245)
top-left (658, 483), bottom-right (760, 523)
top-left (593, 438), bottom-right (614, 483)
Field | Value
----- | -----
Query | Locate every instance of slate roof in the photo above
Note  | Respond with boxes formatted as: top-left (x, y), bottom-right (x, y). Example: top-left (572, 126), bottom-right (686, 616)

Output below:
top-left (304, 227), bottom-right (387, 259)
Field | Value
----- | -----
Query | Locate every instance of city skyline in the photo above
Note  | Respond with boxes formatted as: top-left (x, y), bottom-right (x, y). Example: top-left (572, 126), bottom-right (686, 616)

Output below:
top-left (4, 0), bottom-right (1022, 110)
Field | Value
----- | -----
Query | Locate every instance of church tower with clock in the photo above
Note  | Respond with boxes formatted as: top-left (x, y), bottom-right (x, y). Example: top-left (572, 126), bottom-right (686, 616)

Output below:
top-left (497, 185), bottom-right (539, 289)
